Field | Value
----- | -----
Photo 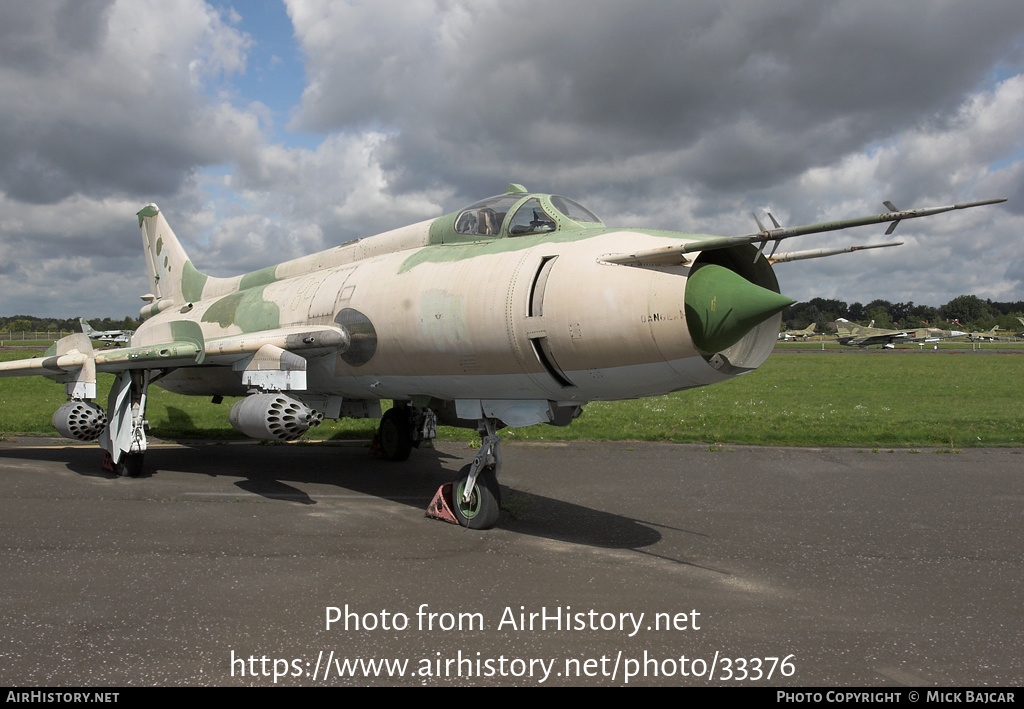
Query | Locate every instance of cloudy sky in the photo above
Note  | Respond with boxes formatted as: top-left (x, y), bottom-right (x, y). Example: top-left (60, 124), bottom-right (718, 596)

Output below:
top-left (1, 0), bottom-right (1022, 318)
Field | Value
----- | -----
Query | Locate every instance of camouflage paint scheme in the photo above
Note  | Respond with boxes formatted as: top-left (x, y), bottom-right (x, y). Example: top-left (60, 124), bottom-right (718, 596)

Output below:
top-left (834, 318), bottom-right (967, 347)
top-left (128, 186), bottom-right (789, 407)
top-left (0, 185), bottom-right (1004, 528)
top-left (0, 185), bottom-right (1005, 429)
top-left (966, 326), bottom-right (1002, 341)
top-left (778, 323), bottom-right (817, 340)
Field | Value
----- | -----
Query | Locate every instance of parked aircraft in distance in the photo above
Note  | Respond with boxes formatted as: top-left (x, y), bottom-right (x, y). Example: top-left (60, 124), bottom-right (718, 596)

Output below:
top-left (0, 186), bottom-right (1005, 528)
top-left (778, 324), bottom-right (817, 340)
top-left (834, 318), bottom-right (967, 348)
top-left (79, 318), bottom-right (132, 346)
top-left (966, 326), bottom-right (1002, 341)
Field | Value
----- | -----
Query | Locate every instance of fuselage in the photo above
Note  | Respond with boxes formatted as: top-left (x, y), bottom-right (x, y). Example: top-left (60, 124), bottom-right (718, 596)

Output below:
top-left (142, 195), bottom-right (785, 408)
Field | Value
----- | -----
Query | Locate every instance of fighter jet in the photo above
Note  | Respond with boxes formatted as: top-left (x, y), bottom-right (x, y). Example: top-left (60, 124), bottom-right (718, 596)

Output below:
top-left (79, 317), bottom-right (132, 346)
top-left (966, 325), bottom-right (1002, 341)
top-left (834, 318), bottom-right (967, 348)
top-left (0, 186), bottom-right (1005, 528)
top-left (778, 323), bottom-right (817, 341)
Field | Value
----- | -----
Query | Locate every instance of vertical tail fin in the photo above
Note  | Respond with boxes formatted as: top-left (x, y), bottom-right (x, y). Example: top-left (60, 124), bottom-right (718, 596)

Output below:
top-left (137, 204), bottom-right (209, 319)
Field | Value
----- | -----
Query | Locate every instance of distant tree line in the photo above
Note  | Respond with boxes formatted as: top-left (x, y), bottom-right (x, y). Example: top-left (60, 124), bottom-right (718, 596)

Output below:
top-left (783, 295), bottom-right (1024, 332)
top-left (1, 316), bottom-right (141, 334)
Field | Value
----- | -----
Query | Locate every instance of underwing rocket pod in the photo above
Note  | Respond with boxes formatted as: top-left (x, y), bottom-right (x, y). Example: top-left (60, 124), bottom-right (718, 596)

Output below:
top-left (229, 394), bottom-right (324, 441)
top-left (52, 400), bottom-right (107, 442)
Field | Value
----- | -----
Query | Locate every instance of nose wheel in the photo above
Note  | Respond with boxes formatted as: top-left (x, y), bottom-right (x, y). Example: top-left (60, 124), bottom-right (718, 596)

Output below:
top-left (425, 417), bottom-right (504, 529)
top-left (452, 417), bottom-right (503, 529)
top-left (452, 464), bottom-right (501, 529)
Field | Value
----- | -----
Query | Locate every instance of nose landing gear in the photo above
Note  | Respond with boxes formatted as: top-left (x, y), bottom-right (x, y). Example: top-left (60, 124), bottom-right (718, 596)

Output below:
top-left (425, 417), bottom-right (503, 530)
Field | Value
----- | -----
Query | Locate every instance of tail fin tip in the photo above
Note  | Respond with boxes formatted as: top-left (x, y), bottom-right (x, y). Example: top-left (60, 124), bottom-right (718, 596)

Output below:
top-left (137, 203), bottom-right (160, 225)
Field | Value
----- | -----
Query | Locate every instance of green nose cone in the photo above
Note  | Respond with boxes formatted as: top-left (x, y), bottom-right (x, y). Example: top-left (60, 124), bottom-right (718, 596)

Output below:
top-left (685, 264), bottom-right (794, 354)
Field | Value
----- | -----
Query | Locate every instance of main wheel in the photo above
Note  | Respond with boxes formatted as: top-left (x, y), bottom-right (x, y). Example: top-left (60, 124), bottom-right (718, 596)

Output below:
top-left (452, 465), bottom-right (501, 529)
top-left (378, 407), bottom-right (413, 461)
top-left (118, 453), bottom-right (144, 478)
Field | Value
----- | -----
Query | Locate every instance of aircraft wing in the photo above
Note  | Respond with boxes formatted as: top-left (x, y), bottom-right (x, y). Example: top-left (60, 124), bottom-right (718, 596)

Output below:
top-left (601, 199), bottom-right (1005, 266)
top-left (0, 324), bottom-right (350, 396)
top-left (0, 324), bottom-right (206, 379)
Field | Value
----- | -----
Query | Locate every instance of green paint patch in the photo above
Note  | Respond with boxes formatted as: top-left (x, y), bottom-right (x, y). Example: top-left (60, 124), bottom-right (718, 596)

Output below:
top-left (400, 227), bottom-right (650, 274)
top-left (239, 265), bottom-right (280, 291)
top-left (136, 204), bottom-right (159, 225)
top-left (201, 286), bottom-right (280, 332)
top-left (202, 291), bottom-right (244, 328)
top-left (181, 261), bottom-right (208, 302)
top-left (235, 290), bottom-right (281, 333)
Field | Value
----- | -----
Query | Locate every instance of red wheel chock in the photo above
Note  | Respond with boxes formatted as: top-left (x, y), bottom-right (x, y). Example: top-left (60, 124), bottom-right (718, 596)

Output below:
top-left (426, 482), bottom-right (459, 525)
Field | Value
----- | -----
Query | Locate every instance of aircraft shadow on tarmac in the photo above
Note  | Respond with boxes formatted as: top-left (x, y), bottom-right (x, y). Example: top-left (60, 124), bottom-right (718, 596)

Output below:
top-left (0, 441), bottom-right (716, 561)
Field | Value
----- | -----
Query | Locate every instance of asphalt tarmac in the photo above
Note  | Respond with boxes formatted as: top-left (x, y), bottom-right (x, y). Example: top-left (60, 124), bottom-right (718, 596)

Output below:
top-left (0, 438), bottom-right (1020, 686)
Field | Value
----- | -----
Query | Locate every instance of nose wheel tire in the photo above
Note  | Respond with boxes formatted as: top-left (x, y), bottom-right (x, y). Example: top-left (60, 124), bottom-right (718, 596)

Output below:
top-left (452, 465), bottom-right (501, 529)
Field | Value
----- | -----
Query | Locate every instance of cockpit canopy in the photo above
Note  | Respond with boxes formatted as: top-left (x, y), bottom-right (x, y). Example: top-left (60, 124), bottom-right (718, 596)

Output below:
top-left (452, 185), bottom-right (603, 239)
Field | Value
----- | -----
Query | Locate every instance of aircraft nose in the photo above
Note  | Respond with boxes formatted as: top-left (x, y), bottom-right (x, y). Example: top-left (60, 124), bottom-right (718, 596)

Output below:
top-left (684, 263), bottom-right (794, 354)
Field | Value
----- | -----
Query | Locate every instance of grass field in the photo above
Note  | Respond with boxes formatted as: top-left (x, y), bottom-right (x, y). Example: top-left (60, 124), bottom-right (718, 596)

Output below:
top-left (772, 339), bottom-right (1024, 351)
top-left (1, 348), bottom-right (1021, 448)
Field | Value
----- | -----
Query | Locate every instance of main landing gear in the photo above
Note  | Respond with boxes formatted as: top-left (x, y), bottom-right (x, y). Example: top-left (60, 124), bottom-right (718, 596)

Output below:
top-left (375, 406), bottom-right (503, 529)
top-left (100, 370), bottom-right (151, 477)
top-left (373, 403), bottom-right (436, 461)
top-left (377, 407), bottom-right (414, 461)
